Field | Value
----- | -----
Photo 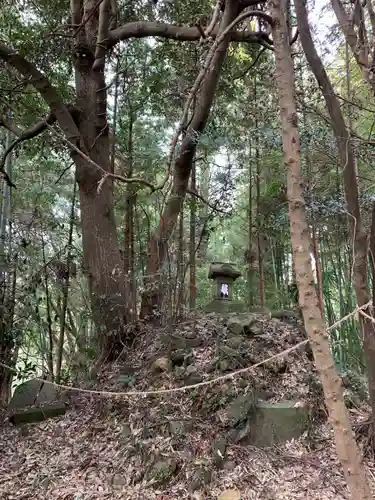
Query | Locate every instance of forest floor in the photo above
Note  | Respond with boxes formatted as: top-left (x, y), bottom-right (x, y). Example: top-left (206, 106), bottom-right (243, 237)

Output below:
top-left (1, 312), bottom-right (375, 499)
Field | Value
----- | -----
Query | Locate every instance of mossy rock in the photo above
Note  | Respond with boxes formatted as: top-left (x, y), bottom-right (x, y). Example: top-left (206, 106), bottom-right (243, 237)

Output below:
top-left (237, 401), bottom-right (310, 447)
top-left (225, 315), bottom-right (263, 337)
top-left (217, 392), bottom-right (258, 427)
top-left (218, 345), bottom-right (247, 371)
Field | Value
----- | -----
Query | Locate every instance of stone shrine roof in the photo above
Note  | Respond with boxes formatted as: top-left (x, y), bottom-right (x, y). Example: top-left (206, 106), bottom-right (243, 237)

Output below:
top-left (208, 262), bottom-right (241, 280)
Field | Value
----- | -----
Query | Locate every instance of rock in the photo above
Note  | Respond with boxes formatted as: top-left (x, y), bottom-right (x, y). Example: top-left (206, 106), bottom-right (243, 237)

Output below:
top-left (212, 436), bottom-right (227, 468)
top-left (219, 345), bottom-right (247, 370)
top-left (247, 321), bottom-right (263, 336)
top-left (219, 359), bottom-right (231, 372)
top-left (183, 365), bottom-right (203, 385)
top-left (226, 318), bottom-right (246, 335)
top-left (9, 402), bottom-right (66, 425)
top-left (217, 393), bottom-right (258, 427)
top-left (8, 379), bottom-right (57, 410)
top-left (152, 356), bottom-right (172, 373)
top-left (226, 336), bottom-right (245, 349)
top-left (186, 364), bottom-right (198, 375)
top-left (244, 400), bottom-right (310, 447)
top-left (218, 489), bottom-right (241, 500)
top-left (170, 350), bottom-right (186, 366)
top-left (112, 473), bottom-right (126, 489)
top-left (184, 372), bottom-right (203, 386)
top-left (189, 468), bottom-right (212, 493)
top-left (149, 457), bottom-right (177, 483)
top-left (160, 333), bottom-right (202, 350)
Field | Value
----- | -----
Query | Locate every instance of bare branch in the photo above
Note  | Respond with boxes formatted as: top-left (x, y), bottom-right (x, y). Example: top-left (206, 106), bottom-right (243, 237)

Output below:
top-left (187, 188), bottom-right (230, 215)
top-left (233, 47), bottom-right (267, 79)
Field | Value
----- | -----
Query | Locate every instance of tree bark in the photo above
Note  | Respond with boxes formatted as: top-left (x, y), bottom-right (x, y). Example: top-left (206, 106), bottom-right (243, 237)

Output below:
top-left (73, 0), bottom-right (128, 362)
top-left (140, 0), bottom-right (241, 319)
top-left (271, 0), bottom-right (372, 497)
top-left (295, 0), bottom-right (375, 441)
top-left (189, 162), bottom-right (197, 310)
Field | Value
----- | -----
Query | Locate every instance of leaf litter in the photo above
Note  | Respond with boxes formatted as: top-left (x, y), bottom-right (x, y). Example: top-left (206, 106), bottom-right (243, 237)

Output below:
top-left (0, 311), bottom-right (374, 499)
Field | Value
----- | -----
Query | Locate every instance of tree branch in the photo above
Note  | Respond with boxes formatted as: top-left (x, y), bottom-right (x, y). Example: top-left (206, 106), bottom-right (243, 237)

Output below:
top-left (187, 188), bottom-right (230, 215)
top-left (93, 0), bottom-right (111, 71)
top-left (0, 42), bottom-right (80, 144)
top-left (108, 21), bottom-right (272, 47)
top-left (0, 106), bottom-right (81, 183)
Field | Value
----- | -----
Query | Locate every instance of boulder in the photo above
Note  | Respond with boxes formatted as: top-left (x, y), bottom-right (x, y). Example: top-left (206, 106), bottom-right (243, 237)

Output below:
top-left (238, 401), bottom-right (310, 447)
top-left (217, 392), bottom-right (258, 427)
top-left (184, 366), bottom-right (203, 386)
top-left (9, 401), bottom-right (66, 425)
top-left (226, 336), bottom-right (245, 349)
top-left (218, 345), bottom-right (247, 371)
top-left (8, 379), bottom-right (57, 410)
top-left (225, 315), bottom-right (263, 337)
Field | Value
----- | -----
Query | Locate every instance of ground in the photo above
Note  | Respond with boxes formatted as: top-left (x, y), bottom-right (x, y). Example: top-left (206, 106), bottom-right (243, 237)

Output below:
top-left (0, 312), bottom-right (374, 499)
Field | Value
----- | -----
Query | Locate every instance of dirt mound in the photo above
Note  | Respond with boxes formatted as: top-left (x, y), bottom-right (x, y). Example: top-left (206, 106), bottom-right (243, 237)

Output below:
top-left (0, 312), bottom-right (374, 499)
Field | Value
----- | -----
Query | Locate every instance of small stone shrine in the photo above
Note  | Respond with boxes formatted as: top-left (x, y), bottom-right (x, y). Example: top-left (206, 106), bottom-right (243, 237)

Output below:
top-left (205, 262), bottom-right (245, 312)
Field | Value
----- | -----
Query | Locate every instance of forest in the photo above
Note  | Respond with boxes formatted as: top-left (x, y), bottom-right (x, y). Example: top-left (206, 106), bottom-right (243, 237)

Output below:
top-left (1, 0), bottom-right (375, 498)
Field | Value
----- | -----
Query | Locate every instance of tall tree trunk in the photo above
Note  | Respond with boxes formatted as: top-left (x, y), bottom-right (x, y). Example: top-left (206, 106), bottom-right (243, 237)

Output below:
top-left (140, 0), bottom-right (241, 319)
top-left (248, 140), bottom-right (255, 306)
top-left (0, 125), bottom-right (14, 404)
top-left (56, 182), bottom-right (76, 383)
top-left (295, 0), bottom-right (375, 439)
top-left (197, 159), bottom-right (210, 260)
top-left (254, 75), bottom-right (265, 306)
top-left (123, 112), bottom-right (137, 320)
top-left (189, 161), bottom-right (197, 310)
top-left (72, 1), bottom-right (128, 363)
top-left (270, 0), bottom-right (372, 497)
top-left (176, 207), bottom-right (185, 317)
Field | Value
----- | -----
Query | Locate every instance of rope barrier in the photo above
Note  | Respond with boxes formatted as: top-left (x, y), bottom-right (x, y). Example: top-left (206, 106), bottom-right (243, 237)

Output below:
top-left (0, 301), bottom-right (370, 398)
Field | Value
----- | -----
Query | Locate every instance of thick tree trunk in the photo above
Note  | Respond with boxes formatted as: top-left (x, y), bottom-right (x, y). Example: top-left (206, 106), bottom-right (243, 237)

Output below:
top-left (73, 1), bottom-right (128, 362)
top-left (271, 0), bottom-right (372, 497)
top-left (295, 0), bottom-right (375, 440)
top-left (140, 0), bottom-right (240, 319)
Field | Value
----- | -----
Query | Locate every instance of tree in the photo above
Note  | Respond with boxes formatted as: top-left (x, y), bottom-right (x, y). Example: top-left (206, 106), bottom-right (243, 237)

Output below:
top-left (270, 0), bottom-right (372, 496)
top-left (0, 0), bottom-right (273, 359)
top-left (294, 0), bottom-right (375, 441)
